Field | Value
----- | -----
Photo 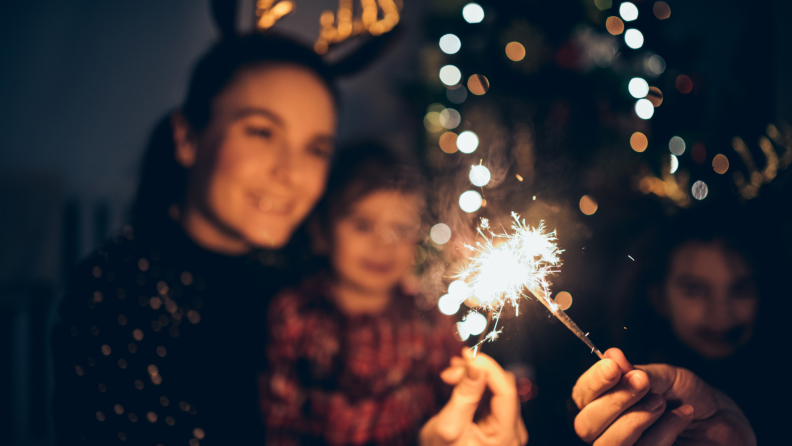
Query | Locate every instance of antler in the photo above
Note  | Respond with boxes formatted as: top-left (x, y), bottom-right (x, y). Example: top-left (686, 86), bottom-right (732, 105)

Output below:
top-left (315, 0), bottom-right (402, 54)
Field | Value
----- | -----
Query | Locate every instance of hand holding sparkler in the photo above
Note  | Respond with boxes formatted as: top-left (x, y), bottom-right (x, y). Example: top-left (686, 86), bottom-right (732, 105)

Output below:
top-left (458, 213), bottom-right (604, 359)
top-left (419, 349), bottom-right (528, 446)
top-left (572, 348), bottom-right (755, 446)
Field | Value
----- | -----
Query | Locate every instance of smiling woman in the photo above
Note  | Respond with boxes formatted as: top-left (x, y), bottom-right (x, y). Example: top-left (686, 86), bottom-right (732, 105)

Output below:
top-left (51, 33), bottom-right (340, 445)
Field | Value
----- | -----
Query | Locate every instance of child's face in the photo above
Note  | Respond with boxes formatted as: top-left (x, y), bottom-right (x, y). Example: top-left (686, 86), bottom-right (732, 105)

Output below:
top-left (331, 190), bottom-right (421, 294)
top-left (662, 241), bottom-right (758, 359)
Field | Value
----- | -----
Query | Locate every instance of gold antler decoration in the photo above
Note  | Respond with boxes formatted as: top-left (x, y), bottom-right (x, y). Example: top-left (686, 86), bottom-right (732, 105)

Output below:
top-left (315, 0), bottom-right (403, 54)
top-left (256, 0), bottom-right (296, 30)
top-left (731, 123), bottom-right (792, 200)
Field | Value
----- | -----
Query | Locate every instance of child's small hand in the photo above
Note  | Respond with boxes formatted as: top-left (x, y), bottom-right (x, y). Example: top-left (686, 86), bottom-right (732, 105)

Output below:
top-left (420, 349), bottom-right (528, 446)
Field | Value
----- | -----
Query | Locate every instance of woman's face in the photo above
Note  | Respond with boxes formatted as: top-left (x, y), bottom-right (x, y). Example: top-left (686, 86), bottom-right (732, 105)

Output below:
top-left (330, 190), bottom-right (422, 295)
top-left (178, 63), bottom-right (337, 252)
top-left (662, 241), bottom-right (758, 359)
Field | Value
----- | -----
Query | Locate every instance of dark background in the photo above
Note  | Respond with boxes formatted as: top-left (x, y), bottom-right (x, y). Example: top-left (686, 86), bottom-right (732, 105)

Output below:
top-left (1, 1), bottom-right (790, 444)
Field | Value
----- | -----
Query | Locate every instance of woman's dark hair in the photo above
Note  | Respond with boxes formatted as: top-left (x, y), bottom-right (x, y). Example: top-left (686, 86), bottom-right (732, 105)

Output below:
top-left (309, 141), bottom-right (427, 247)
top-left (131, 33), bottom-right (338, 234)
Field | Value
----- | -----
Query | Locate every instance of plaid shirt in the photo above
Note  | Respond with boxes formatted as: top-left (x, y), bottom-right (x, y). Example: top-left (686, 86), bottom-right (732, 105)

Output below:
top-left (260, 276), bottom-right (463, 445)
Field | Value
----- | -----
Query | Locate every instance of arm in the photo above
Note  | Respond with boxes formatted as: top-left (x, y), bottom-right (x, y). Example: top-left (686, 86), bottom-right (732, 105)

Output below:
top-left (571, 348), bottom-right (756, 446)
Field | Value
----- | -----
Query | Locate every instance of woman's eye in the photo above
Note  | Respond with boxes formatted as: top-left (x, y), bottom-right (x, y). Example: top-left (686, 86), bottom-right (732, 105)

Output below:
top-left (307, 145), bottom-right (333, 160)
top-left (245, 127), bottom-right (273, 139)
top-left (353, 220), bottom-right (373, 232)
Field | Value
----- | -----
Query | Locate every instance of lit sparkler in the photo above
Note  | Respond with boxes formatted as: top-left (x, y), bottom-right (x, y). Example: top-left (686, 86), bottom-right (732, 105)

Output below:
top-left (458, 213), bottom-right (604, 359)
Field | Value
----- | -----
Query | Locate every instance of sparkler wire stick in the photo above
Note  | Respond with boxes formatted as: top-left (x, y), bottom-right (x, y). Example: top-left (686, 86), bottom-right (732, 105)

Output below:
top-left (459, 213), bottom-right (604, 359)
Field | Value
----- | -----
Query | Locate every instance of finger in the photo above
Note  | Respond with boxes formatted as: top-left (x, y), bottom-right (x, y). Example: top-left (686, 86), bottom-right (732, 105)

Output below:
top-left (635, 405), bottom-right (694, 446)
top-left (592, 393), bottom-right (666, 446)
top-left (572, 358), bottom-right (622, 409)
top-left (439, 356), bottom-right (467, 385)
top-left (604, 348), bottom-right (635, 373)
top-left (464, 351), bottom-right (520, 429)
top-left (432, 358), bottom-right (489, 441)
top-left (517, 416), bottom-right (529, 445)
top-left (574, 370), bottom-right (651, 443)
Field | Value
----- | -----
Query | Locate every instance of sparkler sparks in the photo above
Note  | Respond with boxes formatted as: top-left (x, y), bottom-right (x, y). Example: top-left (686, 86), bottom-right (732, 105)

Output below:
top-left (458, 213), bottom-right (605, 359)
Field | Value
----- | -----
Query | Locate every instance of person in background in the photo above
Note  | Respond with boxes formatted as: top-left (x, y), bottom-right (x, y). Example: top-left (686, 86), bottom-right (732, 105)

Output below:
top-left (260, 143), bottom-right (529, 446)
top-left (571, 205), bottom-right (788, 444)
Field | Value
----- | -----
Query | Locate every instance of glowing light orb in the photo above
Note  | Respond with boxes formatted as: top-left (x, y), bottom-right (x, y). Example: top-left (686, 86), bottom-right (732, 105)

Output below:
top-left (619, 2), bottom-right (639, 21)
top-left (457, 131), bottom-right (479, 153)
top-left (630, 132), bottom-right (648, 152)
top-left (469, 165), bottom-right (491, 187)
top-left (647, 54), bottom-right (666, 75)
top-left (628, 77), bottom-right (649, 98)
top-left (505, 42), bottom-right (526, 61)
top-left (625, 29), bottom-right (644, 49)
top-left (692, 180), bottom-right (708, 200)
top-left (448, 279), bottom-right (471, 300)
top-left (459, 190), bottom-right (483, 213)
top-left (670, 154), bottom-right (679, 173)
top-left (447, 86), bottom-right (467, 104)
top-left (669, 136), bottom-right (686, 155)
top-left (439, 108), bottom-right (461, 129)
top-left (438, 294), bottom-right (461, 315)
top-left (430, 223), bottom-right (452, 245)
top-left (462, 3), bottom-right (485, 23)
top-left (439, 34), bottom-right (461, 54)
top-left (555, 291), bottom-right (573, 311)
top-left (439, 65), bottom-right (462, 86)
top-left (712, 154), bottom-right (729, 174)
top-left (579, 195), bottom-right (598, 215)
top-left (634, 98), bottom-right (654, 119)
top-left (462, 311), bottom-right (488, 335)
top-left (456, 321), bottom-right (471, 341)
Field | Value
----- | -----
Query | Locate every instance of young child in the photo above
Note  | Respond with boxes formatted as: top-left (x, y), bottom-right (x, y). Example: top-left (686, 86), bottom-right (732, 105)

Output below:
top-left (260, 143), bottom-right (463, 445)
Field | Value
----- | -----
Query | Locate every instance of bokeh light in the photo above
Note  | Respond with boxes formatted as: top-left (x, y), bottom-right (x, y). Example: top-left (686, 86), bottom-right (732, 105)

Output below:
top-left (624, 29), bottom-right (644, 49)
top-left (448, 279), bottom-right (470, 301)
top-left (439, 65), bottom-right (462, 86)
top-left (457, 131), bottom-right (479, 153)
top-left (628, 77), bottom-right (649, 98)
top-left (439, 34), bottom-right (462, 54)
top-left (606, 16), bottom-right (625, 35)
top-left (712, 154), bottom-right (730, 174)
top-left (462, 3), bottom-right (485, 23)
top-left (579, 195), bottom-right (598, 215)
top-left (439, 132), bottom-right (458, 153)
top-left (647, 86), bottom-right (663, 106)
top-left (459, 190), bottom-right (483, 213)
top-left (505, 42), bottom-right (526, 61)
top-left (438, 294), bottom-right (461, 315)
top-left (467, 74), bottom-right (490, 95)
top-left (595, 0), bottom-right (613, 11)
top-left (439, 108), bottom-right (461, 129)
top-left (653, 1), bottom-right (671, 19)
top-left (630, 132), bottom-right (648, 152)
top-left (635, 98), bottom-right (654, 119)
top-left (462, 311), bottom-right (488, 335)
top-left (646, 54), bottom-right (666, 74)
top-left (669, 154), bottom-right (679, 173)
top-left (447, 86), bottom-right (467, 104)
top-left (675, 75), bottom-right (693, 94)
top-left (430, 223), bottom-right (452, 244)
top-left (619, 2), bottom-right (639, 21)
top-left (554, 291), bottom-right (573, 311)
top-left (692, 180), bottom-right (708, 200)
top-left (423, 111), bottom-right (443, 132)
top-left (469, 165), bottom-right (491, 187)
top-left (669, 136), bottom-right (686, 155)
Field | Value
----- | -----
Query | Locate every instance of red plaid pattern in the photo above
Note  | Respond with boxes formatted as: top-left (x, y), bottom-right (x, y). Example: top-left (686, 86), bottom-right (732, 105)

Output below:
top-left (260, 277), bottom-right (463, 445)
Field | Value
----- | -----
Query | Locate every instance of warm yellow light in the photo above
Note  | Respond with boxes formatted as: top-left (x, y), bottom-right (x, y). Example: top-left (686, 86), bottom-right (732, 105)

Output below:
top-left (712, 154), bottom-right (729, 174)
top-left (606, 16), bottom-right (625, 35)
top-left (630, 132), bottom-right (648, 152)
top-left (467, 74), bottom-right (490, 95)
top-left (505, 42), bottom-right (526, 61)
top-left (579, 195), bottom-right (598, 215)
